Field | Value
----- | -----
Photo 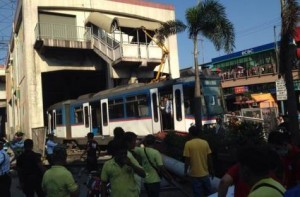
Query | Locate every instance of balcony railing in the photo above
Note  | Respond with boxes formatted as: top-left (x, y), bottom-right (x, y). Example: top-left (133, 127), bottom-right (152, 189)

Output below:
top-left (34, 23), bottom-right (162, 67)
top-left (34, 23), bottom-right (91, 41)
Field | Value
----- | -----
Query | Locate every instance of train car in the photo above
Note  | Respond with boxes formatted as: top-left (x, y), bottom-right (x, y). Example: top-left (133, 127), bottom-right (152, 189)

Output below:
top-left (47, 74), bottom-right (225, 143)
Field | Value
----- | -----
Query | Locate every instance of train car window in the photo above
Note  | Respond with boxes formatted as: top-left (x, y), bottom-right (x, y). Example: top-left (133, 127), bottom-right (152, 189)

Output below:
top-left (74, 106), bottom-right (83, 124)
top-left (52, 112), bottom-right (56, 130)
top-left (109, 98), bottom-right (124, 119)
top-left (211, 96), bottom-right (216, 106)
top-left (183, 86), bottom-right (194, 115)
top-left (203, 80), bottom-right (217, 86)
top-left (126, 94), bottom-right (149, 118)
top-left (175, 89), bottom-right (182, 121)
top-left (84, 106), bottom-right (89, 128)
top-left (152, 93), bottom-right (158, 122)
top-left (56, 110), bottom-right (63, 125)
top-left (102, 103), bottom-right (108, 126)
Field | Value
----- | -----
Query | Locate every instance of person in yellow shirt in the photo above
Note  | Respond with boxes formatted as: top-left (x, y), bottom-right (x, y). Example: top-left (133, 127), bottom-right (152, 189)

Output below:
top-left (183, 126), bottom-right (214, 197)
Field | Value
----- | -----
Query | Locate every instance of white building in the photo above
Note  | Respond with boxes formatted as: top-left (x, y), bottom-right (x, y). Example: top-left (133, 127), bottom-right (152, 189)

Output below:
top-left (0, 65), bottom-right (6, 137)
top-left (5, 0), bottom-right (180, 139)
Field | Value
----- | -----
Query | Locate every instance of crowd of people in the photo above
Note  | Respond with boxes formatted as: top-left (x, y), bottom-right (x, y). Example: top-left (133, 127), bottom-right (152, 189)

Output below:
top-left (2, 119), bottom-right (300, 197)
top-left (218, 119), bottom-right (300, 197)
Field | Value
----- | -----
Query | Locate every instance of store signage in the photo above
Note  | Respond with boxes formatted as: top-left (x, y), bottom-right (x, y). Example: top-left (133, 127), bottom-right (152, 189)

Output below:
top-left (276, 79), bottom-right (287, 101)
top-left (242, 49), bottom-right (253, 56)
top-left (234, 86), bottom-right (248, 94)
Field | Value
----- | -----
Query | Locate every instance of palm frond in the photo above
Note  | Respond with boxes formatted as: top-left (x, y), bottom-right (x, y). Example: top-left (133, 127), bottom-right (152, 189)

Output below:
top-left (186, 6), bottom-right (201, 38)
top-left (186, 0), bottom-right (235, 53)
top-left (156, 20), bottom-right (186, 44)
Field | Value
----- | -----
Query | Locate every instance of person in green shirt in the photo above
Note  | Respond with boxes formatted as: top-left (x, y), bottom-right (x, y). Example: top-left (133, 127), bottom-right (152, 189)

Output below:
top-left (238, 145), bottom-right (286, 197)
top-left (42, 145), bottom-right (78, 197)
top-left (101, 139), bottom-right (145, 197)
top-left (135, 134), bottom-right (172, 197)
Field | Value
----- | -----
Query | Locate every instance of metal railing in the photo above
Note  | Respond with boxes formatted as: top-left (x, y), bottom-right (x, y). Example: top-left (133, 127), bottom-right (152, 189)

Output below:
top-left (35, 23), bottom-right (91, 42)
top-left (92, 34), bottom-right (162, 62)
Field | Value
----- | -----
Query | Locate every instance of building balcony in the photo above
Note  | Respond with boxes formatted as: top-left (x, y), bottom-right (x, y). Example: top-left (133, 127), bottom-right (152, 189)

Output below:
top-left (34, 23), bottom-right (162, 70)
top-left (34, 23), bottom-right (93, 50)
top-left (217, 65), bottom-right (300, 88)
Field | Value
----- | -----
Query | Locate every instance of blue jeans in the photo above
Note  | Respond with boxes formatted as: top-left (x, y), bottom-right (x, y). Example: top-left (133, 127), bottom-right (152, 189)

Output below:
top-left (191, 176), bottom-right (212, 197)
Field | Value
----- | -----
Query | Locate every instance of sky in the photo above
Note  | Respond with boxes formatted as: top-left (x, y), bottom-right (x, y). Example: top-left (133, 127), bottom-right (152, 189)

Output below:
top-left (0, 0), bottom-right (289, 67)
top-left (150, 0), bottom-right (283, 69)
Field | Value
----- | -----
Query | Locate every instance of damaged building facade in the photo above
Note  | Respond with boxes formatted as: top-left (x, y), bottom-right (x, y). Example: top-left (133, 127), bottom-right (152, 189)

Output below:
top-left (5, 0), bottom-right (180, 138)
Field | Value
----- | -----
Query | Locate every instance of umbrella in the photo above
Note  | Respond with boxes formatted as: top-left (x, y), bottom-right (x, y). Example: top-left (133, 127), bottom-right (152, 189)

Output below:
top-left (211, 67), bottom-right (221, 72)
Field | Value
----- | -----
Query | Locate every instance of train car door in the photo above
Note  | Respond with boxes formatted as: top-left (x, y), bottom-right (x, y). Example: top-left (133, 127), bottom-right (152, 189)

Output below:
top-left (173, 84), bottom-right (186, 131)
top-left (100, 99), bottom-right (110, 136)
top-left (83, 103), bottom-right (92, 134)
top-left (150, 88), bottom-right (161, 133)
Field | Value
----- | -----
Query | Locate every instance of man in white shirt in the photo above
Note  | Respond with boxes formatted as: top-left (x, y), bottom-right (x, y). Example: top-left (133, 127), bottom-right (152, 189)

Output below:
top-left (161, 96), bottom-right (173, 130)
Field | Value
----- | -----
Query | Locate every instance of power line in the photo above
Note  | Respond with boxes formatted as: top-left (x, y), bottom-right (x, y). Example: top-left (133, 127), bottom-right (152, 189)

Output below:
top-left (0, 0), bottom-right (16, 64)
top-left (236, 16), bottom-right (281, 35)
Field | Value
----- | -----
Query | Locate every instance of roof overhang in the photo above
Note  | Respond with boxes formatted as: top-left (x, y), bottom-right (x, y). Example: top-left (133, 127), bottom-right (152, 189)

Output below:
top-left (86, 12), bottom-right (161, 33)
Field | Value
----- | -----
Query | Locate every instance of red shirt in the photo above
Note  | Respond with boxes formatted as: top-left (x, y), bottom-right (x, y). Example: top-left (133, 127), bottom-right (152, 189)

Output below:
top-left (282, 145), bottom-right (300, 188)
top-left (227, 163), bottom-right (251, 197)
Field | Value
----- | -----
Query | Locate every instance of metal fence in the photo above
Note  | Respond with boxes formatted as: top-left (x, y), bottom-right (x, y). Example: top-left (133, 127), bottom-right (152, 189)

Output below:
top-left (35, 23), bottom-right (91, 42)
top-left (32, 127), bottom-right (47, 157)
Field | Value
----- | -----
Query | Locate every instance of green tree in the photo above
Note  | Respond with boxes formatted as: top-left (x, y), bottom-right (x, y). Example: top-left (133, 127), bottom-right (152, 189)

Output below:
top-left (155, 0), bottom-right (234, 131)
top-left (185, 0), bottom-right (235, 130)
top-left (279, 0), bottom-right (300, 145)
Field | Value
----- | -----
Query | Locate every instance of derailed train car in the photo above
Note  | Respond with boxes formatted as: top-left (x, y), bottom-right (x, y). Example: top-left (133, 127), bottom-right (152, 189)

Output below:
top-left (47, 74), bottom-right (225, 144)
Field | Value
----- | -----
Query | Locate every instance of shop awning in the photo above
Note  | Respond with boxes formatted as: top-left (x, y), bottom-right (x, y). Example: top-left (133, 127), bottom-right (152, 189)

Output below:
top-left (86, 12), bottom-right (161, 33)
top-left (251, 93), bottom-right (277, 108)
top-left (86, 12), bottom-right (114, 33)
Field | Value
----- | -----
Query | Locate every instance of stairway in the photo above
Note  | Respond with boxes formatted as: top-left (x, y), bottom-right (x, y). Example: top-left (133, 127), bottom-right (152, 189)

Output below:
top-left (91, 33), bottom-right (122, 64)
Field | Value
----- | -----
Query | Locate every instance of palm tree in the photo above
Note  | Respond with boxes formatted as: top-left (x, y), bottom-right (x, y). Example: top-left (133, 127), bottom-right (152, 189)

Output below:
top-left (185, 0), bottom-right (235, 130)
top-left (156, 0), bottom-right (234, 131)
top-left (279, 0), bottom-right (300, 145)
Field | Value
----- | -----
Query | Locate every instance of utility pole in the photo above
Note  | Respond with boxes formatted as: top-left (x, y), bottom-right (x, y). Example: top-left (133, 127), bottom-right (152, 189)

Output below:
top-left (274, 26), bottom-right (280, 73)
top-left (279, 0), bottom-right (300, 145)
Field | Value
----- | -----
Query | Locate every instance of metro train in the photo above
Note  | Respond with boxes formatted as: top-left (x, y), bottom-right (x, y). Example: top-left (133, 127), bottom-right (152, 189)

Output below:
top-left (47, 74), bottom-right (225, 142)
